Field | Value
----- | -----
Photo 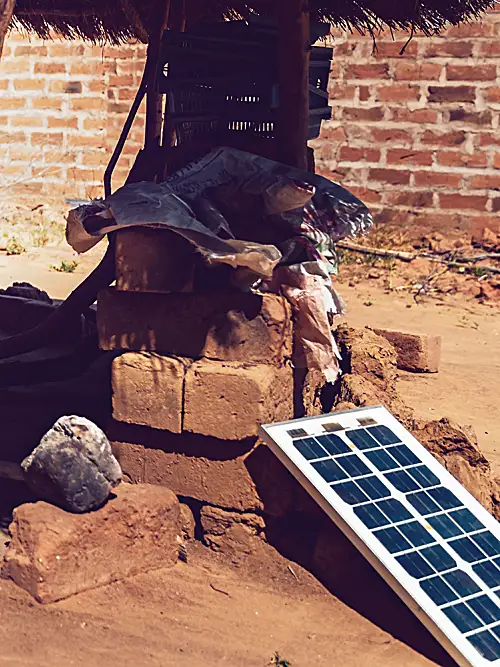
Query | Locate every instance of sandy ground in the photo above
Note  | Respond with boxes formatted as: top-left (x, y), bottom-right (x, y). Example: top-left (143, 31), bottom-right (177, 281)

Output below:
top-left (0, 217), bottom-right (498, 667)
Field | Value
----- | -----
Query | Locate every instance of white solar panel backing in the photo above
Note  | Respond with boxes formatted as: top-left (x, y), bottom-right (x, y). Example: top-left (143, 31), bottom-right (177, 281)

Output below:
top-left (259, 405), bottom-right (500, 667)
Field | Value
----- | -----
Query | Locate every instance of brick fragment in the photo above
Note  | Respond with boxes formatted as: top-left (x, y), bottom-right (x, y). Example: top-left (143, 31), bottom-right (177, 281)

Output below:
top-left (97, 288), bottom-right (292, 365)
top-left (112, 352), bottom-right (189, 433)
top-left (3, 484), bottom-right (180, 603)
top-left (184, 360), bottom-right (293, 440)
top-left (373, 328), bottom-right (441, 373)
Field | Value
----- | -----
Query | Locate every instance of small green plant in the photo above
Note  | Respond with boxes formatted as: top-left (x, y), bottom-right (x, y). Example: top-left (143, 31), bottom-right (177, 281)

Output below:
top-left (50, 260), bottom-right (79, 273)
top-left (32, 227), bottom-right (50, 248)
top-left (473, 265), bottom-right (489, 278)
top-left (271, 653), bottom-right (291, 667)
top-left (6, 237), bottom-right (26, 255)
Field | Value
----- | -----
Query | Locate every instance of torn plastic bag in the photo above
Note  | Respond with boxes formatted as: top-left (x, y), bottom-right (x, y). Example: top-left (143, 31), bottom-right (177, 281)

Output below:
top-left (262, 259), bottom-right (343, 382)
top-left (66, 180), bottom-right (281, 283)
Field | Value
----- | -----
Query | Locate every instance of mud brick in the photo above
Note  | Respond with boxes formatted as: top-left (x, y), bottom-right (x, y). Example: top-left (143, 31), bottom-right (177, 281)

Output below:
top-left (184, 360), bottom-right (293, 440)
top-left (373, 328), bottom-right (441, 373)
top-left (3, 484), bottom-right (180, 603)
top-left (109, 425), bottom-right (295, 516)
top-left (112, 352), bottom-right (188, 433)
top-left (97, 288), bottom-right (292, 365)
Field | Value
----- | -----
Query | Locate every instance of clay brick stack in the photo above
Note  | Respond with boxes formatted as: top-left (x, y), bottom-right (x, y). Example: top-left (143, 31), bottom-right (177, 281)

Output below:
top-left (96, 234), bottom-right (296, 515)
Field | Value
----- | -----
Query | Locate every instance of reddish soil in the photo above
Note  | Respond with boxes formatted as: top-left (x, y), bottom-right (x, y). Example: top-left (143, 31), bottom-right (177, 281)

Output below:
top-left (0, 210), bottom-right (498, 667)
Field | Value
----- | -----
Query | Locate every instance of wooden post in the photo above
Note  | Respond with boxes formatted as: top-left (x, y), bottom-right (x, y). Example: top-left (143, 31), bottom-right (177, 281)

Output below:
top-left (0, 0), bottom-right (15, 59)
top-left (144, 0), bottom-right (171, 149)
top-left (276, 0), bottom-right (310, 170)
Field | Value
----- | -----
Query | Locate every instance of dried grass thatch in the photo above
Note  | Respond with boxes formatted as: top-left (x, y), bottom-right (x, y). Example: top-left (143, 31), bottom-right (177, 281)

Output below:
top-left (11, 0), bottom-right (497, 44)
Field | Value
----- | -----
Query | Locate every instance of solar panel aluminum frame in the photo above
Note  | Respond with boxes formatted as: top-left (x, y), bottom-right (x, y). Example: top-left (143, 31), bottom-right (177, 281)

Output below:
top-left (259, 405), bottom-right (500, 667)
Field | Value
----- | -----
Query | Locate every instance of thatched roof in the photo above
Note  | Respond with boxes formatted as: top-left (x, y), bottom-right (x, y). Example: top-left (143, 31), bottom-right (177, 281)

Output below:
top-left (12, 0), bottom-right (497, 44)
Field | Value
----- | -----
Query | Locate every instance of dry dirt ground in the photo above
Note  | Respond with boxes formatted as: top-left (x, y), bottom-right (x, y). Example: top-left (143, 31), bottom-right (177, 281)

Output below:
top-left (0, 201), bottom-right (498, 666)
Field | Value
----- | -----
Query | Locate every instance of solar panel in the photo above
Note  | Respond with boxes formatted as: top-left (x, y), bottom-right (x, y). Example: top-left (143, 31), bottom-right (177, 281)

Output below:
top-left (259, 405), bottom-right (500, 667)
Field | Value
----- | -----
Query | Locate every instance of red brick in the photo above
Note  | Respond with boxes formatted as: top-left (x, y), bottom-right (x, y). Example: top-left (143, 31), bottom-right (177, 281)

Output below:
top-left (470, 174), bottom-right (500, 190)
top-left (344, 64), bottom-right (390, 79)
top-left (338, 146), bottom-right (380, 162)
top-left (97, 288), bottom-right (292, 365)
top-left (372, 40), bottom-right (418, 58)
top-left (32, 98), bottom-right (62, 110)
top-left (34, 62), bottom-right (67, 75)
top-left (13, 79), bottom-right (45, 91)
top-left (421, 130), bottom-right (466, 147)
top-left (48, 116), bottom-right (78, 129)
top-left (439, 193), bottom-right (488, 211)
top-left (487, 88), bottom-right (500, 103)
top-left (112, 353), bottom-right (188, 433)
top-left (480, 133), bottom-right (500, 148)
top-left (184, 360), bottom-right (293, 440)
top-left (446, 64), bottom-right (496, 81)
top-left (387, 149), bottom-right (433, 166)
top-left (423, 40), bottom-right (474, 58)
top-left (413, 171), bottom-right (462, 188)
top-left (369, 168), bottom-right (411, 185)
top-left (373, 329), bottom-right (441, 373)
top-left (428, 86), bottom-right (476, 103)
top-left (437, 151), bottom-right (488, 168)
top-left (390, 108), bottom-right (439, 123)
top-left (449, 109), bottom-right (492, 126)
top-left (477, 42), bottom-right (500, 57)
top-left (0, 132), bottom-right (27, 144)
top-left (446, 23), bottom-right (494, 38)
top-left (370, 129), bottom-right (413, 145)
top-left (394, 62), bottom-right (442, 81)
top-left (343, 186), bottom-right (382, 204)
top-left (342, 107), bottom-right (385, 122)
top-left (358, 86), bottom-right (371, 101)
top-left (14, 45), bottom-right (48, 56)
top-left (377, 84), bottom-right (420, 103)
top-left (0, 98), bottom-right (25, 109)
top-left (70, 98), bottom-right (104, 111)
top-left (384, 191), bottom-right (433, 208)
top-left (328, 84), bottom-right (356, 100)
top-left (493, 153), bottom-right (500, 169)
top-left (31, 132), bottom-right (64, 145)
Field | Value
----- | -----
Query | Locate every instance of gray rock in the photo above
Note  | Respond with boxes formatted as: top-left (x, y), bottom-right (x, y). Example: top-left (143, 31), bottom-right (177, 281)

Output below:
top-left (0, 282), bottom-right (52, 303)
top-left (21, 416), bottom-right (122, 513)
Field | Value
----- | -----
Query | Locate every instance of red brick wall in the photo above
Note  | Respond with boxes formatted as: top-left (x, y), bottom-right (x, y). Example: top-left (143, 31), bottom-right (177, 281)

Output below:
top-left (2, 16), bottom-right (500, 236)
top-left (312, 12), bottom-right (500, 236)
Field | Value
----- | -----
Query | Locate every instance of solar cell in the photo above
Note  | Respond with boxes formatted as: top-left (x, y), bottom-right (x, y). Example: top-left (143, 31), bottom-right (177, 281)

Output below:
top-left (260, 405), bottom-right (500, 666)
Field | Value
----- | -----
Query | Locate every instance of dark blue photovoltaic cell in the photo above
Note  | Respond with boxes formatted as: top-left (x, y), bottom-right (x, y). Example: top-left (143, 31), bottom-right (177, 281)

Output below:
top-left (443, 602), bottom-right (483, 633)
top-left (293, 437), bottom-right (326, 460)
top-left (357, 476), bottom-right (391, 500)
top-left (377, 498), bottom-right (413, 523)
top-left (468, 595), bottom-right (500, 625)
top-left (428, 487), bottom-right (463, 511)
top-left (331, 481), bottom-right (370, 505)
top-left (373, 526), bottom-right (412, 554)
top-left (385, 470), bottom-right (419, 493)
top-left (315, 433), bottom-right (351, 456)
top-left (491, 626), bottom-right (500, 641)
top-left (367, 425), bottom-right (401, 445)
top-left (312, 459), bottom-right (347, 483)
top-left (365, 449), bottom-right (400, 472)
top-left (449, 508), bottom-right (485, 534)
top-left (473, 561), bottom-right (500, 588)
top-left (468, 631), bottom-right (500, 662)
top-left (471, 531), bottom-right (500, 558)
top-left (396, 552), bottom-right (434, 579)
top-left (407, 491), bottom-right (441, 516)
top-left (336, 454), bottom-right (371, 477)
top-left (388, 445), bottom-right (421, 467)
top-left (448, 537), bottom-right (486, 563)
top-left (354, 504), bottom-right (389, 529)
top-left (398, 521), bottom-right (436, 548)
top-left (408, 466), bottom-right (441, 489)
top-left (345, 429), bottom-right (380, 450)
top-left (428, 514), bottom-right (463, 539)
top-left (444, 570), bottom-right (481, 597)
top-left (420, 576), bottom-right (458, 606)
top-left (420, 545), bottom-right (456, 573)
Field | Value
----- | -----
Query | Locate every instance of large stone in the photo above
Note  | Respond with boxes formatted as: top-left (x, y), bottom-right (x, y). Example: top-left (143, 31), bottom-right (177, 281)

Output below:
top-left (22, 416), bottom-right (122, 513)
top-left (184, 360), bottom-right (293, 440)
top-left (97, 288), bottom-right (292, 365)
top-left (112, 352), bottom-right (189, 433)
top-left (372, 328), bottom-right (441, 373)
top-left (200, 505), bottom-right (265, 555)
top-left (3, 483), bottom-right (180, 603)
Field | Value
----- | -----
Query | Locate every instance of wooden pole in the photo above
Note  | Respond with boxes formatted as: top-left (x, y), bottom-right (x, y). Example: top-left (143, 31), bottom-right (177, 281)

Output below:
top-left (276, 0), bottom-right (310, 170)
top-left (144, 0), bottom-right (171, 149)
top-left (0, 0), bottom-right (15, 59)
